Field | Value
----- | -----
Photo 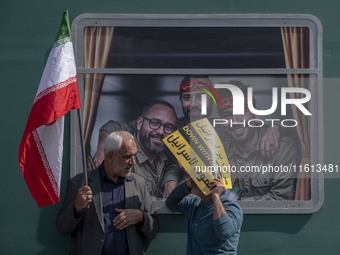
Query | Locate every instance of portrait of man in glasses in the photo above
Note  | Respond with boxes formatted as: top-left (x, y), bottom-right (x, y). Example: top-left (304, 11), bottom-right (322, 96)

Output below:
top-left (92, 100), bottom-right (180, 199)
top-left (133, 100), bottom-right (178, 198)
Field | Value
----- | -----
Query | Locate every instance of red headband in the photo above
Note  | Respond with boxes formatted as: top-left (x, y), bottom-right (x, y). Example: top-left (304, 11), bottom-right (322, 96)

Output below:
top-left (179, 79), bottom-right (212, 93)
top-left (217, 97), bottom-right (255, 114)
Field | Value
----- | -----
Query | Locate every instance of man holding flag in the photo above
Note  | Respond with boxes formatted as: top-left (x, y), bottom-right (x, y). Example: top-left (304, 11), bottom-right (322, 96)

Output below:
top-left (19, 10), bottom-right (159, 254)
top-left (56, 131), bottom-right (159, 255)
top-left (18, 9), bottom-right (81, 208)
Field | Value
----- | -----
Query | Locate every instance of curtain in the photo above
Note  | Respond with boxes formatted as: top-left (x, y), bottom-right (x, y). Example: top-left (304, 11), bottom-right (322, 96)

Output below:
top-left (83, 27), bottom-right (114, 170)
top-left (281, 27), bottom-right (311, 200)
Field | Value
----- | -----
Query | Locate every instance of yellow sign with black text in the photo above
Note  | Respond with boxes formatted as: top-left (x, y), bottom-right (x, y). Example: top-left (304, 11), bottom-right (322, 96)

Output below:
top-left (163, 118), bottom-right (232, 195)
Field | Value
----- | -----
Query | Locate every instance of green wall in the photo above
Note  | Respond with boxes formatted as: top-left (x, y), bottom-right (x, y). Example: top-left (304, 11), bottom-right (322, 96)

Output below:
top-left (1, 0), bottom-right (340, 254)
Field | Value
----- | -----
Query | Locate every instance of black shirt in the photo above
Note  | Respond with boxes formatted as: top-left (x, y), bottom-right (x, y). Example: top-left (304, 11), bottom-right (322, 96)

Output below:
top-left (100, 165), bottom-right (131, 255)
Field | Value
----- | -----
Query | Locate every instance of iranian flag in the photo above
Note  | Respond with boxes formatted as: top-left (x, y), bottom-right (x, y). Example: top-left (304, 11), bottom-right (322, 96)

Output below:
top-left (18, 10), bottom-right (81, 207)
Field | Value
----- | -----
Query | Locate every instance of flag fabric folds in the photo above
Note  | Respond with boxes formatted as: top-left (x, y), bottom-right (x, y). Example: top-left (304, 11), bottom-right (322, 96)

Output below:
top-left (18, 10), bottom-right (81, 207)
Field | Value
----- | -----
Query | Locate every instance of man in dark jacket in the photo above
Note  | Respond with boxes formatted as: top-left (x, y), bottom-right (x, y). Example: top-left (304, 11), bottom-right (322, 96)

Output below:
top-left (56, 131), bottom-right (159, 255)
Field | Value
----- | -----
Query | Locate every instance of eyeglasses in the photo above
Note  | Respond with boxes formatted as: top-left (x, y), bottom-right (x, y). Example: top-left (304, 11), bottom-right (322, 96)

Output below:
top-left (142, 117), bottom-right (176, 134)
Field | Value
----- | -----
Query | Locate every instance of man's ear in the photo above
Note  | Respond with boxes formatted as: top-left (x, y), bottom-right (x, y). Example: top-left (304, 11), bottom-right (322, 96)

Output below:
top-left (105, 151), bottom-right (114, 162)
top-left (137, 116), bottom-right (143, 131)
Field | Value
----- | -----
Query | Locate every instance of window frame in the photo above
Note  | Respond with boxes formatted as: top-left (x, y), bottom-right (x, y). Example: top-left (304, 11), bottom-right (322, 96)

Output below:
top-left (70, 14), bottom-right (323, 214)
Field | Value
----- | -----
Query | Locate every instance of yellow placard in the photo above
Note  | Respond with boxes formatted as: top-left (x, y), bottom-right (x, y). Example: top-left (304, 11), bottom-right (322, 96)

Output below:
top-left (163, 118), bottom-right (232, 195)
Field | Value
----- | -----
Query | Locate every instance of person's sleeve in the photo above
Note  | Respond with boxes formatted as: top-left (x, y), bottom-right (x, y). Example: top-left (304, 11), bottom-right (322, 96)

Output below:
top-left (99, 119), bottom-right (137, 134)
top-left (246, 173), bottom-right (295, 201)
top-left (56, 179), bottom-right (82, 235)
top-left (241, 176), bottom-right (295, 201)
top-left (165, 181), bottom-right (196, 216)
top-left (241, 136), bottom-right (299, 201)
top-left (161, 163), bottom-right (184, 187)
top-left (137, 179), bottom-right (160, 240)
top-left (213, 200), bottom-right (243, 240)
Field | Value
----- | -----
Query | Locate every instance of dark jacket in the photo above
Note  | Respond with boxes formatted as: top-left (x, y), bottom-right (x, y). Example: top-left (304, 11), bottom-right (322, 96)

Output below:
top-left (56, 168), bottom-right (159, 255)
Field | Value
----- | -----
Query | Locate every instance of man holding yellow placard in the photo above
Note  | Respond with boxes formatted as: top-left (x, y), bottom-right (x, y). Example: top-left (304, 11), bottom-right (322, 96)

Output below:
top-left (166, 177), bottom-right (243, 255)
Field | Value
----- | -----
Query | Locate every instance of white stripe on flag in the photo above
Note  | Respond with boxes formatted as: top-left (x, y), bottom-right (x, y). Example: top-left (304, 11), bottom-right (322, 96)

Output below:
top-left (35, 42), bottom-right (77, 98)
top-left (35, 117), bottom-right (65, 197)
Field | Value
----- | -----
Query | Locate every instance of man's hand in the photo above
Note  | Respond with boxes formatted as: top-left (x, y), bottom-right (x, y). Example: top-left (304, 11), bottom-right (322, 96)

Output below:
top-left (260, 125), bottom-right (280, 159)
top-left (209, 178), bottom-right (227, 220)
top-left (113, 209), bottom-right (144, 230)
top-left (163, 181), bottom-right (177, 198)
top-left (209, 178), bottom-right (225, 198)
top-left (74, 185), bottom-right (93, 213)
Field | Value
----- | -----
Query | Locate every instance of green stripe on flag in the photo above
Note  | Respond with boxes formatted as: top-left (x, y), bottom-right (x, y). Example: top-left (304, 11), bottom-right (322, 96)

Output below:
top-left (53, 9), bottom-right (71, 48)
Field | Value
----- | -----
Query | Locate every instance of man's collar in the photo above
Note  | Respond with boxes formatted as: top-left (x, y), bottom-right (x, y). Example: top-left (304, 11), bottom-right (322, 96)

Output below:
top-left (134, 134), bottom-right (149, 164)
top-left (199, 197), bottom-right (213, 207)
top-left (253, 127), bottom-right (264, 152)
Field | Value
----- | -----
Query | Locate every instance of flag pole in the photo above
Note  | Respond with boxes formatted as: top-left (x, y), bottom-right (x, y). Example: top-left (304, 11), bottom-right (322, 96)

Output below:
top-left (76, 108), bottom-right (88, 186)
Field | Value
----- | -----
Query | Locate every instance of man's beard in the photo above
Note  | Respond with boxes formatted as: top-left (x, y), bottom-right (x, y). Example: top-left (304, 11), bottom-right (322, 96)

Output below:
top-left (140, 129), bottom-right (165, 155)
top-left (227, 124), bottom-right (255, 144)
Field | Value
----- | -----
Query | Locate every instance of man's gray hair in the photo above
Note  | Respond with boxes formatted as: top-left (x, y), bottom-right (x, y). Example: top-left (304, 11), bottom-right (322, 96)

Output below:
top-left (103, 131), bottom-right (134, 156)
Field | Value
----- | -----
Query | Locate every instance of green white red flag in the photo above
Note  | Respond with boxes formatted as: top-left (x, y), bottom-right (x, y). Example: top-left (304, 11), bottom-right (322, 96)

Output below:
top-left (18, 10), bottom-right (81, 207)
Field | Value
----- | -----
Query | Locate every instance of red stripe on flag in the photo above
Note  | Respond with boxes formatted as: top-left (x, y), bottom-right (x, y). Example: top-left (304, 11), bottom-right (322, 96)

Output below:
top-left (23, 76), bottom-right (80, 135)
top-left (18, 75), bottom-right (80, 207)
top-left (19, 131), bottom-right (60, 207)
